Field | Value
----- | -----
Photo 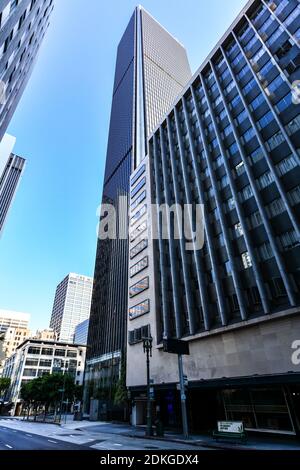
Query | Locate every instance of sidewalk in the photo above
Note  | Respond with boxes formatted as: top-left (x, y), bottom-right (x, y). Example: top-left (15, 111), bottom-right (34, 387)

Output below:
top-left (6, 415), bottom-right (300, 450)
top-left (62, 417), bottom-right (300, 451)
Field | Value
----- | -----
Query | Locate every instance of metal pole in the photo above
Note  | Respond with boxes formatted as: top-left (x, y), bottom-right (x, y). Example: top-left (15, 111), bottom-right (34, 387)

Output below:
top-left (178, 354), bottom-right (188, 439)
top-left (146, 346), bottom-right (152, 437)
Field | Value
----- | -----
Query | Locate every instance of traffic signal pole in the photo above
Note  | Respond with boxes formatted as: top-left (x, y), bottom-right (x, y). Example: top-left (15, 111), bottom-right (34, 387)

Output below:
top-left (178, 354), bottom-right (189, 439)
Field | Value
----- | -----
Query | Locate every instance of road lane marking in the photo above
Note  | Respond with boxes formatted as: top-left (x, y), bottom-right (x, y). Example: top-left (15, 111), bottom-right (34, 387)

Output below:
top-left (114, 443), bottom-right (123, 446)
top-left (48, 440), bottom-right (57, 444)
top-left (26, 434), bottom-right (32, 437)
top-left (5, 445), bottom-right (13, 449)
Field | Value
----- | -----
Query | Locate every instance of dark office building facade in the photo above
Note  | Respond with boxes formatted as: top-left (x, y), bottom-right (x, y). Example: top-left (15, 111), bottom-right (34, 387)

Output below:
top-left (0, 150), bottom-right (25, 234)
top-left (85, 6), bottom-right (191, 415)
top-left (127, 0), bottom-right (300, 436)
top-left (0, 0), bottom-right (54, 142)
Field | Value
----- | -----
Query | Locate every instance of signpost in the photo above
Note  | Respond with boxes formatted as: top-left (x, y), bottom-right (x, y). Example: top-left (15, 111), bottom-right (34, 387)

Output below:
top-left (163, 338), bottom-right (190, 439)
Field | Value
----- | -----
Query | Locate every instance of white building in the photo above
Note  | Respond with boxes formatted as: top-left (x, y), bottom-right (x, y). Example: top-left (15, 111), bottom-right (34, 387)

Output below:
top-left (3, 339), bottom-right (86, 413)
top-left (0, 309), bottom-right (30, 334)
top-left (50, 273), bottom-right (93, 343)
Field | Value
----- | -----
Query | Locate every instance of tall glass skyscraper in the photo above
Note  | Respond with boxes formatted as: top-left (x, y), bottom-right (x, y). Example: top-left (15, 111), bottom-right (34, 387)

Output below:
top-left (127, 0), bottom-right (300, 436)
top-left (0, 0), bottom-right (54, 141)
top-left (85, 6), bottom-right (191, 414)
top-left (0, 133), bottom-right (25, 235)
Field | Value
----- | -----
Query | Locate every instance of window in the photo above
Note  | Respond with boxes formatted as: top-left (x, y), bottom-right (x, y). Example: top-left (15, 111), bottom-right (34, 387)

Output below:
top-left (222, 124), bottom-right (233, 137)
top-left (225, 81), bottom-right (235, 95)
top-left (131, 190), bottom-right (146, 211)
top-left (244, 36), bottom-right (259, 54)
top-left (248, 148), bottom-right (264, 165)
top-left (130, 256), bottom-right (149, 278)
top-left (131, 164), bottom-right (146, 186)
top-left (227, 142), bottom-right (239, 157)
top-left (229, 95), bottom-right (241, 109)
top-left (240, 184), bottom-right (253, 201)
top-left (257, 111), bottom-right (274, 129)
top-left (257, 171), bottom-right (274, 189)
top-left (224, 197), bottom-right (235, 213)
top-left (284, 5), bottom-right (300, 27)
top-left (55, 349), bottom-right (66, 357)
top-left (266, 198), bottom-right (286, 218)
top-left (249, 93), bottom-right (265, 111)
top-left (231, 52), bottom-right (243, 67)
top-left (220, 67), bottom-right (231, 81)
top-left (235, 161), bottom-right (245, 176)
top-left (265, 131), bottom-right (285, 151)
top-left (130, 239), bottom-right (148, 259)
top-left (286, 116), bottom-right (300, 136)
top-left (276, 155), bottom-right (298, 176)
top-left (241, 127), bottom-right (255, 144)
top-left (25, 359), bottom-right (38, 367)
top-left (39, 359), bottom-right (52, 368)
top-left (267, 74), bottom-right (285, 94)
top-left (219, 174), bottom-right (229, 189)
top-left (242, 78), bottom-right (257, 95)
top-left (128, 325), bottom-right (151, 345)
top-left (23, 369), bottom-right (37, 377)
top-left (278, 230), bottom-right (299, 250)
top-left (41, 348), bottom-right (53, 356)
top-left (131, 204), bottom-right (147, 225)
top-left (266, 26), bottom-right (284, 47)
top-left (131, 177), bottom-right (146, 199)
top-left (129, 299), bottom-right (150, 321)
top-left (288, 186), bottom-right (300, 206)
top-left (234, 222), bottom-right (244, 237)
top-left (247, 210), bottom-right (263, 229)
top-left (241, 251), bottom-right (253, 269)
top-left (236, 109), bottom-right (248, 125)
top-left (236, 65), bottom-right (249, 80)
top-left (130, 221), bottom-right (147, 242)
top-left (67, 351), bottom-right (77, 358)
top-left (258, 242), bottom-right (273, 261)
top-left (275, 93), bottom-right (292, 113)
top-left (27, 347), bottom-right (40, 355)
top-left (129, 277), bottom-right (149, 298)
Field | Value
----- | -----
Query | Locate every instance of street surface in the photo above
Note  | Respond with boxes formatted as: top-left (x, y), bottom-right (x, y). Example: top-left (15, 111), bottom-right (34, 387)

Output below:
top-left (0, 418), bottom-right (206, 450)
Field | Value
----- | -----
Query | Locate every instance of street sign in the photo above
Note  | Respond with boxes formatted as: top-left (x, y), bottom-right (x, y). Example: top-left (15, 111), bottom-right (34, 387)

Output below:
top-left (163, 338), bottom-right (190, 355)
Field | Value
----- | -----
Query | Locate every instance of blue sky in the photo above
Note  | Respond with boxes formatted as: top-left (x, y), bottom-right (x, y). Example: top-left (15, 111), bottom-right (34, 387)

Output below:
top-left (0, 0), bottom-right (246, 331)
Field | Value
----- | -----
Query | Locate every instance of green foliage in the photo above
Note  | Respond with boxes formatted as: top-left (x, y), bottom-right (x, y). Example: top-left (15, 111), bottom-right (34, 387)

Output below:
top-left (114, 359), bottom-right (127, 406)
top-left (20, 373), bottom-right (80, 407)
top-left (0, 377), bottom-right (11, 395)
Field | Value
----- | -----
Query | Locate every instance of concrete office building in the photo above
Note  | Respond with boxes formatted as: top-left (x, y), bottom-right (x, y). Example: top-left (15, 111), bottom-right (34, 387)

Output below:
top-left (0, 0), bottom-right (54, 142)
top-left (74, 318), bottom-right (89, 345)
top-left (85, 6), bottom-right (192, 415)
top-left (0, 309), bottom-right (30, 333)
top-left (50, 273), bottom-right (93, 344)
top-left (3, 339), bottom-right (86, 414)
top-left (0, 133), bottom-right (25, 235)
top-left (0, 326), bottom-right (30, 374)
top-left (127, 0), bottom-right (300, 436)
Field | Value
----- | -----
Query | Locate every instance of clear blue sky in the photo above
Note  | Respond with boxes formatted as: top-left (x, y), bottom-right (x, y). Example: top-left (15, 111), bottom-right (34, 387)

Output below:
top-left (0, 0), bottom-right (246, 331)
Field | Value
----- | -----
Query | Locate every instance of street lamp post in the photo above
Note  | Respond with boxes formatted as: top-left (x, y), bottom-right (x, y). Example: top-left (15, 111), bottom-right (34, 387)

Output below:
top-left (59, 360), bottom-right (69, 423)
top-left (143, 336), bottom-right (153, 437)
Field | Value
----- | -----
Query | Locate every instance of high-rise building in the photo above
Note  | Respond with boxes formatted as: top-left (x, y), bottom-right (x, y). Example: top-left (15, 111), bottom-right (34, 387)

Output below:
top-left (0, 309), bottom-right (30, 333)
top-left (0, 0), bottom-right (54, 142)
top-left (0, 133), bottom-right (25, 235)
top-left (85, 6), bottom-right (192, 413)
top-left (50, 273), bottom-right (93, 344)
top-left (126, 0), bottom-right (300, 436)
top-left (74, 318), bottom-right (89, 345)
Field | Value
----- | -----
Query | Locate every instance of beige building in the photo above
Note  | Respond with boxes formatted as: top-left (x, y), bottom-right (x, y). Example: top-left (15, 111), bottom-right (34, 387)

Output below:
top-left (0, 327), bottom-right (31, 375)
top-left (34, 329), bottom-right (57, 341)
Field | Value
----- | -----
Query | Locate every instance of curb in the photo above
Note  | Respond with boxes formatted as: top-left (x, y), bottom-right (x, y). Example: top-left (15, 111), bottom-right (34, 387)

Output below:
top-left (121, 432), bottom-right (253, 450)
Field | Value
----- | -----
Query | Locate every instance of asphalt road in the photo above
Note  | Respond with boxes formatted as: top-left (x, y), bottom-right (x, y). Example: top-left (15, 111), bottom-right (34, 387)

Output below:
top-left (0, 425), bottom-right (92, 451)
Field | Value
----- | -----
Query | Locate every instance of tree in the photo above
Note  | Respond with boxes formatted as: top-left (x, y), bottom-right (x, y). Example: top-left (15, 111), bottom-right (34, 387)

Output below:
top-left (0, 378), bottom-right (10, 396)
